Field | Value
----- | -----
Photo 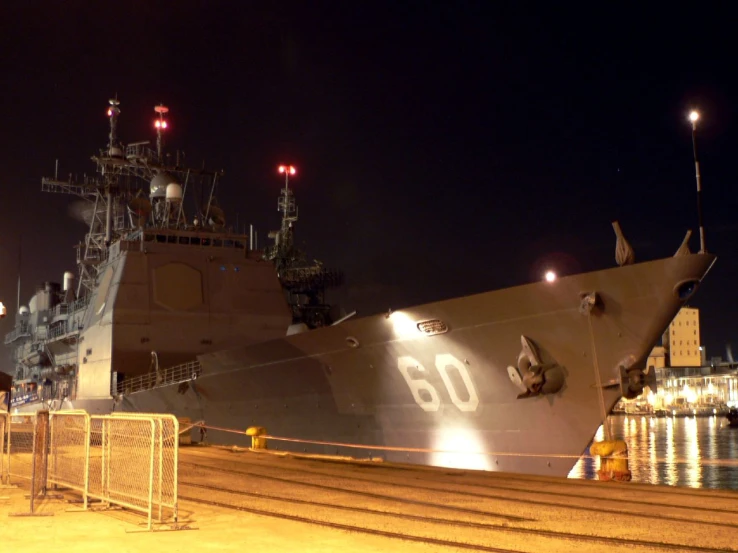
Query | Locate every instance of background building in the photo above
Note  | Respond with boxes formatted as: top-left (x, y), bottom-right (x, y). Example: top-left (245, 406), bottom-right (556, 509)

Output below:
top-left (665, 307), bottom-right (701, 367)
top-left (616, 306), bottom-right (738, 415)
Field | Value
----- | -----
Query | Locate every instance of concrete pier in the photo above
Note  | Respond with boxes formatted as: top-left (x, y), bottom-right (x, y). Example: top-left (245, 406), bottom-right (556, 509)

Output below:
top-left (3, 444), bottom-right (738, 552)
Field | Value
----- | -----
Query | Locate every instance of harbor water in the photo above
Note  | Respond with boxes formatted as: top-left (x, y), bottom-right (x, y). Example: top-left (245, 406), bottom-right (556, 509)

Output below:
top-left (569, 414), bottom-right (738, 489)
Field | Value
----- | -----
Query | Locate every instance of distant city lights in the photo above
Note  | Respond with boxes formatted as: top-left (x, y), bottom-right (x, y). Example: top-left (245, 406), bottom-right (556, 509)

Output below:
top-left (544, 270), bottom-right (557, 283)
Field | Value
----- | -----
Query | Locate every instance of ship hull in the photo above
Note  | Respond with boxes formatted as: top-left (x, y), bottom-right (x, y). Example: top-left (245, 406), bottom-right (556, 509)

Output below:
top-left (113, 253), bottom-right (714, 476)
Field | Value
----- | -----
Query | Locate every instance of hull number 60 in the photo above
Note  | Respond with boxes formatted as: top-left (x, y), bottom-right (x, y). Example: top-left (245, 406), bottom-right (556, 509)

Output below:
top-left (397, 354), bottom-right (479, 412)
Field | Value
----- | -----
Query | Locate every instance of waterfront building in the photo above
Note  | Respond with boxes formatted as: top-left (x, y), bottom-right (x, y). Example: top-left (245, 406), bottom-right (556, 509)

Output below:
top-left (615, 307), bottom-right (738, 415)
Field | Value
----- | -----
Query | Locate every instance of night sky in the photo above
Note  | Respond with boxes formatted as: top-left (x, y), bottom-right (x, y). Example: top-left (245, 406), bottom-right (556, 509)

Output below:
top-left (1, 3), bottom-right (737, 369)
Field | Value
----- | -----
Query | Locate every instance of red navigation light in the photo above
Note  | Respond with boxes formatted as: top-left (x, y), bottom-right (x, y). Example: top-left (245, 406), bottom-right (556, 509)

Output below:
top-left (278, 165), bottom-right (286, 174)
top-left (155, 120), bottom-right (161, 128)
top-left (162, 121), bottom-right (168, 129)
top-left (107, 109), bottom-right (113, 117)
top-left (289, 166), bottom-right (296, 175)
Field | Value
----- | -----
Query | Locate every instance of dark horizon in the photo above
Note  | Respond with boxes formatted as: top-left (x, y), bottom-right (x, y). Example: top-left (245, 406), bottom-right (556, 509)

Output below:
top-left (1, 3), bottom-right (737, 367)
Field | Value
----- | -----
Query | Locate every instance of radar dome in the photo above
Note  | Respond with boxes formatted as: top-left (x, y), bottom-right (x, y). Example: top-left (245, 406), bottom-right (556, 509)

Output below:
top-left (150, 172), bottom-right (178, 198)
top-left (166, 183), bottom-right (183, 202)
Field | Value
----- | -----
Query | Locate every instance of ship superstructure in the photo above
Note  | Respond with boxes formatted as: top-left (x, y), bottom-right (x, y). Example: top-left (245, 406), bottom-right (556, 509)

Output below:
top-left (4, 99), bottom-right (328, 411)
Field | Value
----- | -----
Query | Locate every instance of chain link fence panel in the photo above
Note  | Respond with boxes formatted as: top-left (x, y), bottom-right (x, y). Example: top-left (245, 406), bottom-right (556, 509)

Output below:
top-left (0, 412), bottom-right (8, 484)
top-left (31, 410), bottom-right (50, 511)
top-left (7, 411), bottom-right (50, 515)
top-left (5, 410), bottom-right (179, 528)
top-left (8, 414), bottom-right (35, 482)
top-left (89, 415), bottom-right (157, 529)
top-left (48, 411), bottom-right (90, 508)
top-left (116, 413), bottom-right (179, 522)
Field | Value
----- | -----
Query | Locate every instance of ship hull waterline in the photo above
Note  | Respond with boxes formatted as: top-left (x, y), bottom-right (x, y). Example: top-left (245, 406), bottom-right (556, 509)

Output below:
top-left (77, 253), bottom-right (712, 476)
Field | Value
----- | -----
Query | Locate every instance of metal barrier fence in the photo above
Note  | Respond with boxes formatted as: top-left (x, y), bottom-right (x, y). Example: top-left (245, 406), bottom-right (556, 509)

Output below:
top-left (7, 411), bottom-right (50, 514)
top-left (48, 410), bottom-right (90, 508)
top-left (2, 410), bottom-right (178, 528)
top-left (32, 411), bottom-right (50, 508)
top-left (8, 414), bottom-right (36, 482)
top-left (87, 413), bottom-right (179, 530)
top-left (0, 412), bottom-right (8, 484)
top-left (115, 413), bottom-right (179, 522)
top-left (89, 415), bottom-right (157, 529)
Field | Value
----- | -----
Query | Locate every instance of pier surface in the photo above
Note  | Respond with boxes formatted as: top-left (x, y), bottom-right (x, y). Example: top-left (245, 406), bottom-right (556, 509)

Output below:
top-left (3, 444), bottom-right (737, 553)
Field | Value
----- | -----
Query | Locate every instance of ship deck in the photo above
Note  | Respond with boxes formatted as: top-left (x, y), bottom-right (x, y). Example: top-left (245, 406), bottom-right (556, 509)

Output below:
top-left (3, 444), bottom-right (737, 553)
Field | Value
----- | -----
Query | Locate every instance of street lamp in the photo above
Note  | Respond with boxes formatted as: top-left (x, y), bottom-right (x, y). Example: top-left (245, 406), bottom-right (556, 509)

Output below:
top-left (689, 110), bottom-right (706, 253)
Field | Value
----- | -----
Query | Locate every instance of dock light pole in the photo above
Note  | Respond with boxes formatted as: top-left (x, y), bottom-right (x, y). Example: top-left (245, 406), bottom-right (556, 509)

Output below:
top-left (689, 110), bottom-right (707, 253)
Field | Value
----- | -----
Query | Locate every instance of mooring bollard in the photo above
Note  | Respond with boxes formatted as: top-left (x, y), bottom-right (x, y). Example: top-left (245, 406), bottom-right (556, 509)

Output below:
top-left (245, 426), bottom-right (267, 449)
top-left (590, 439), bottom-right (632, 482)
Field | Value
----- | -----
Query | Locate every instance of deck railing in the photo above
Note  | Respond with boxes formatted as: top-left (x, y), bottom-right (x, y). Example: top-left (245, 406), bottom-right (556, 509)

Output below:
top-left (4, 322), bottom-right (31, 345)
top-left (116, 360), bottom-right (202, 396)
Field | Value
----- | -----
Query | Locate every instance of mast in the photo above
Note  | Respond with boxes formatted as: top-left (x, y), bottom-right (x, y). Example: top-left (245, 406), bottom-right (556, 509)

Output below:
top-left (105, 98), bottom-right (121, 247)
top-left (276, 165), bottom-right (298, 253)
top-left (16, 236), bottom-right (21, 314)
top-left (154, 104), bottom-right (169, 162)
top-left (39, 97), bottom-right (224, 298)
top-left (264, 165), bottom-right (344, 328)
top-left (107, 98), bottom-right (120, 151)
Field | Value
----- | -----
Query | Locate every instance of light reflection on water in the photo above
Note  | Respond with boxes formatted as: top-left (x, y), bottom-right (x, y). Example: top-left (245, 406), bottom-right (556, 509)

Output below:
top-left (569, 415), bottom-right (738, 489)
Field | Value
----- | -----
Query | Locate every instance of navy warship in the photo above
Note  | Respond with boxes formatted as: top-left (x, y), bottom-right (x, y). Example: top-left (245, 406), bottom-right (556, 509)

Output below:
top-left (3, 98), bottom-right (716, 476)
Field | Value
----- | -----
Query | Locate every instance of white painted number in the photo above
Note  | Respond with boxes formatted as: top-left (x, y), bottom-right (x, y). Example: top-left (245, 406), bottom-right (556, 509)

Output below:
top-left (397, 356), bottom-right (441, 412)
top-left (435, 354), bottom-right (479, 412)
top-left (397, 354), bottom-right (479, 412)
